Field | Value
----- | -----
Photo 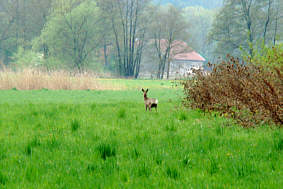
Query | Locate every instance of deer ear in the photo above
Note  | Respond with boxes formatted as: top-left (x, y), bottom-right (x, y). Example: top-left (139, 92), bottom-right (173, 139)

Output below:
top-left (146, 89), bottom-right (149, 92)
top-left (142, 88), bottom-right (144, 92)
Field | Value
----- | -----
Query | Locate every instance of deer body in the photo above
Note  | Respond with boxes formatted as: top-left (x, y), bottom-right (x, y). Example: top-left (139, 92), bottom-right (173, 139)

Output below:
top-left (142, 88), bottom-right (158, 111)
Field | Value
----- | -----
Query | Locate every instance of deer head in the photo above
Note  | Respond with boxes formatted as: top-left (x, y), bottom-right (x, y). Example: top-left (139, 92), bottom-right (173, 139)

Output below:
top-left (141, 88), bottom-right (149, 99)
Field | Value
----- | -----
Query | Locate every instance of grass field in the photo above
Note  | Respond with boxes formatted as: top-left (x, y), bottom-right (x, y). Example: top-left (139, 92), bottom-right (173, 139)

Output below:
top-left (0, 80), bottom-right (282, 188)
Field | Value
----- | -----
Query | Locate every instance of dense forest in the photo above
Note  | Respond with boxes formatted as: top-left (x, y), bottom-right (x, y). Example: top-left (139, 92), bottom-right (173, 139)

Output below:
top-left (0, 0), bottom-right (282, 78)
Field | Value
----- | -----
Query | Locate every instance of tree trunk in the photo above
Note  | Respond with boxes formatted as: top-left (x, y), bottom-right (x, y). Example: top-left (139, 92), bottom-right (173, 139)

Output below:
top-left (157, 63), bottom-right (162, 79)
top-left (0, 49), bottom-right (4, 67)
top-left (43, 44), bottom-right (49, 59)
top-left (111, 16), bottom-right (123, 75)
top-left (166, 59), bottom-right (171, 80)
top-left (111, 0), bottom-right (145, 78)
top-left (273, 0), bottom-right (279, 45)
top-left (161, 58), bottom-right (166, 79)
top-left (103, 42), bottom-right (109, 69)
top-left (263, 0), bottom-right (272, 45)
top-left (134, 48), bottom-right (142, 79)
top-left (241, 0), bottom-right (254, 56)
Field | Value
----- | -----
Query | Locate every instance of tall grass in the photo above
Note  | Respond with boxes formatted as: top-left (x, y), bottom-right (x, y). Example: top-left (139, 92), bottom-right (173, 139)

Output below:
top-left (0, 68), bottom-right (121, 90)
top-left (0, 89), bottom-right (282, 188)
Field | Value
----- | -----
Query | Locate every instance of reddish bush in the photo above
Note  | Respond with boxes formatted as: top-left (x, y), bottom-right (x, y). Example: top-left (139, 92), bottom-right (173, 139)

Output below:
top-left (182, 55), bottom-right (282, 127)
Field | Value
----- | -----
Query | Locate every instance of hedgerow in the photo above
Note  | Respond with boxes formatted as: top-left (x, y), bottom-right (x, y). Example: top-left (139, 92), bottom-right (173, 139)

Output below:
top-left (182, 48), bottom-right (282, 127)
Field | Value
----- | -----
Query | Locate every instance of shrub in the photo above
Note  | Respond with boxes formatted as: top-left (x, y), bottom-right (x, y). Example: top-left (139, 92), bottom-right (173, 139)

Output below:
top-left (182, 55), bottom-right (282, 127)
top-left (251, 44), bottom-right (283, 70)
top-left (11, 47), bottom-right (44, 68)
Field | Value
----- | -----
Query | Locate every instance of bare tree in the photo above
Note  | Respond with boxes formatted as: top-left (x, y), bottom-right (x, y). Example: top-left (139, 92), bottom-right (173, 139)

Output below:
top-left (263, 0), bottom-right (272, 44)
top-left (273, 0), bottom-right (282, 45)
top-left (150, 5), bottom-right (188, 79)
top-left (99, 0), bottom-right (149, 78)
top-left (210, 0), bottom-right (282, 58)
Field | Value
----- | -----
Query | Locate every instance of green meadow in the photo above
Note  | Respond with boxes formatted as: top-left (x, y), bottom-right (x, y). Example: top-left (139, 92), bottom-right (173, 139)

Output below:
top-left (0, 80), bottom-right (282, 188)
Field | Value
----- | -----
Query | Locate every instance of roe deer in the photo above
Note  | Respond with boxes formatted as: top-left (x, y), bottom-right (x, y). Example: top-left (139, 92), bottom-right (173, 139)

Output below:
top-left (142, 88), bottom-right (158, 111)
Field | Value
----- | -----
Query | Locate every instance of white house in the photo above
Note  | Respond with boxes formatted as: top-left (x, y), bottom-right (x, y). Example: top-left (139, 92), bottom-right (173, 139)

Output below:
top-left (168, 50), bottom-right (206, 79)
top-left (139, 40), bottom-right (206, 79)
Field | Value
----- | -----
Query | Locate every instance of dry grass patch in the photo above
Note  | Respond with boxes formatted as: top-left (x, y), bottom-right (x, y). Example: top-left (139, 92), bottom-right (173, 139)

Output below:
top-left (0, 69), bottom-right (121, 90)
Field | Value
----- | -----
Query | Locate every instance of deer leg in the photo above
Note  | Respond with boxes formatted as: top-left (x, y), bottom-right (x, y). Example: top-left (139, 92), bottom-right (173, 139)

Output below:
top-left (145, 105), bottom-right (147, 111)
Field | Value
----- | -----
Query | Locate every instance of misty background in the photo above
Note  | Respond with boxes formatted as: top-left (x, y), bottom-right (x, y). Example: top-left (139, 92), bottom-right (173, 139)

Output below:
top-left (0, 0), bottom-right (282, 78)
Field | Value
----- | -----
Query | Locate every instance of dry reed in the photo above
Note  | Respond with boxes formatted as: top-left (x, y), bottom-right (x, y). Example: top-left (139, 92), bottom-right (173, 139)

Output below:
top-left (0, 68), bottom-right (121, 90)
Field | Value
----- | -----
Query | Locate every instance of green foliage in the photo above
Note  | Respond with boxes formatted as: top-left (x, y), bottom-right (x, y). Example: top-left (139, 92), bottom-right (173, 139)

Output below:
top-left (11, 47), bottom-right (44, 68)
top-left (183, 6), bottom-right (215, 59)
top-left (251, 44), bottom-right (283, 70)
top-left (38, 1), bottom-right (103, 70)
top-left (0, 0), bottom-right (52, 65)
top-left (209, 0), bottom-right (282, 58)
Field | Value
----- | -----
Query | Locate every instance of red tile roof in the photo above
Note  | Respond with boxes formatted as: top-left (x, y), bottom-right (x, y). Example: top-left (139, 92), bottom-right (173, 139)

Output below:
top-left (174, 51), bottom-right (206, 62)
top-left (151, 39), bottom-right (205, 62)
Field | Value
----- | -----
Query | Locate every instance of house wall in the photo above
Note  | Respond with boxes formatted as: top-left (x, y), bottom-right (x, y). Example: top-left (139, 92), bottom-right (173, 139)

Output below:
top-left (139, 59), bottom-right (204, 79)
top-left (167, 60), bottom-right (204, 79)
top-left (138, 43), bottom-right (205, 79)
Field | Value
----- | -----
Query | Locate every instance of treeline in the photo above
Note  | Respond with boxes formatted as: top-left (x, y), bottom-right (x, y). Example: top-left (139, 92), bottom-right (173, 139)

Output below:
top-left (0, 0), bottom-right (282, 78)
top-left (210, 0), bottom-right (283, 58)
top-left (0, 0), bottom-right (190, 78)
